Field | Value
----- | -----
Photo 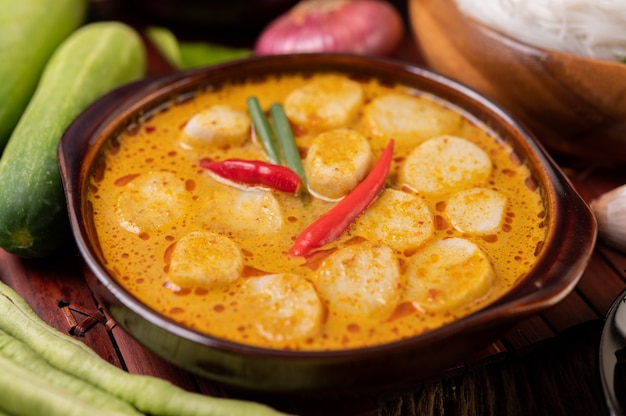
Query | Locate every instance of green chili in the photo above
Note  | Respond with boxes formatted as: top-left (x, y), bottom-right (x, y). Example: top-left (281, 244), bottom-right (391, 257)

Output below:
top-left (269, 103), bottom-right (307, 185)
top-left (246, 96), bottom-right (281, 165)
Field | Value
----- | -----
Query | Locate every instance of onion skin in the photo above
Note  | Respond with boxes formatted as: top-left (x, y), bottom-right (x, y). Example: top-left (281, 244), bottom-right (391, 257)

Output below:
top-left (254, 0), bottom-right (405, 56)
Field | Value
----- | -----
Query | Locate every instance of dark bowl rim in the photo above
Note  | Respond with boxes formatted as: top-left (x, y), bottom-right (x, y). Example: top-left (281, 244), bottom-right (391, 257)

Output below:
top-left (58, 52), bottom-right (597, 361)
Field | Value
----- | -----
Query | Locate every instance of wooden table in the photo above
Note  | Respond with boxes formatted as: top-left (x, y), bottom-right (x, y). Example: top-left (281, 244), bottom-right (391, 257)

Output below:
top-left (2, 4), bottom-right (626, 414)
top-left (2, 161), bottom-right (624, 416)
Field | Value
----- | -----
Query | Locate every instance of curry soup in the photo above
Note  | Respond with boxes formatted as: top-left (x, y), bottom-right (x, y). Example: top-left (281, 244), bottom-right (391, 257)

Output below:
top-left (87, 72), bottom-right (546, 350)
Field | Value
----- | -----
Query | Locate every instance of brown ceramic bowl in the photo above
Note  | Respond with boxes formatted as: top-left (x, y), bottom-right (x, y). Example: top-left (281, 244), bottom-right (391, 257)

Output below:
top-left (409, 0), bottom-right (626, 164)
top-left (58, 54), bottom-right (596, 394)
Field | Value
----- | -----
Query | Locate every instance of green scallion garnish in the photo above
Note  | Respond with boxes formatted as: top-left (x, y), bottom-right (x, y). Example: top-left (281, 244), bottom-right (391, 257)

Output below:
top-left (269, 103), bottom-right (307, 186)
top-left (246, 96), bottom-right (281, 165)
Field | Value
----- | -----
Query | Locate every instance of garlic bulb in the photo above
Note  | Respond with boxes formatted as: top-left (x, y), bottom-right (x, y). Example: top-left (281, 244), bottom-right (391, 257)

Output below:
top-left (590, 184), bottom-right (626, 253)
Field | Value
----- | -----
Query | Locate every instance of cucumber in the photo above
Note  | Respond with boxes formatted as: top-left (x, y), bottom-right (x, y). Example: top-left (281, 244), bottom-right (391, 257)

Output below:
top-left (0, 0), bottom-right (87, 151)
top-left (0, 22), bottom-right (146, 258)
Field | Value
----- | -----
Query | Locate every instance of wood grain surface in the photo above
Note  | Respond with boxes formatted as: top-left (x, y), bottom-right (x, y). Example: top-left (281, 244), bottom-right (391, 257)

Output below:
top-left (1, 4), bottom-right (624, 413)
top-left (1, 161), bottom-right (623, 416)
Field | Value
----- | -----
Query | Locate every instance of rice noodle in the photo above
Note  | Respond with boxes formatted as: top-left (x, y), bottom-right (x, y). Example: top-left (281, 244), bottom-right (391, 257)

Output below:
top-left (454, 0), bottom-right (626, 61)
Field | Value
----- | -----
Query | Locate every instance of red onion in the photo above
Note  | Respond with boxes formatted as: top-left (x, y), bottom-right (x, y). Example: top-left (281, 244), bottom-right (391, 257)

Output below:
top-left (254, 0), bottom-right (405, 56)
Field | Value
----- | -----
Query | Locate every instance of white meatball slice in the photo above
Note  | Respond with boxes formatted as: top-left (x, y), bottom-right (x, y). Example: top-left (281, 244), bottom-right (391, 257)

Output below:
top-left (226, 189), bottom-right (283, 236)
top-left (363, 93), bottom-right (461, 144)
top-left (446, 188), bottom-right (507, 234)
top-left (241, 273), bottom-right (323, 342)
top-left (315, 241), bottom-right (401, 320)
top-left (115, 171), bottom-right (187, 234)
top-left (404, 238), bottom-right (495, 313)
top-left (305, 129), bottom-right (373, 200)
top-left (205, 187), bottom-right (284, 237)
top-left (284, 75), bottom-right (364, 132)
top-left (168, 231), bottom-right (243, 288)
top-left (181, 104), bottom-right (251, 148)
top-left (398, 135), bottom-right (492, 196)
top-left (353, 189), bottom-right (434, 252)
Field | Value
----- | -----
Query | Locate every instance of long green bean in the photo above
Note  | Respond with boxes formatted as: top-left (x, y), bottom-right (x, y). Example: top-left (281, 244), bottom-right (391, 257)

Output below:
top-left (0, 328), bottom-right (141, 415)
top-left (0, 354), bottom-right (129, 416)
top-left (0, 280), bottom-right (291, 416)
top-left (0, 279), bottom-right (97, 356)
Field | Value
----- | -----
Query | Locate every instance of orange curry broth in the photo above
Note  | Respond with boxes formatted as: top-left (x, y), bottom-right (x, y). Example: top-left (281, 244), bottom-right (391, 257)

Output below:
top-left (87, 73), bottom-right (546, 350)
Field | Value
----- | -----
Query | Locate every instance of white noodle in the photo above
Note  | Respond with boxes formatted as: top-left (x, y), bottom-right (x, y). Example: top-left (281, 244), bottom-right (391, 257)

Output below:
top-left (454, 0), bottom-right (626, 61)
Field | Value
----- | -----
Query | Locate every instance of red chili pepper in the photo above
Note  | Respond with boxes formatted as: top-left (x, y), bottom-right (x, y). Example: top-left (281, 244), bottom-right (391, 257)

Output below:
top-left (289, 140), bottom-right (394, 257)
top-left (200, 158), bottom-right (302, 194)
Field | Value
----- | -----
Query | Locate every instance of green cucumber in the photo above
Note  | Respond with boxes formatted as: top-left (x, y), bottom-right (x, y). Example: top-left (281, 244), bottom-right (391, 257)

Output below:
top-left (0, 0), bottom-right (88, 150)
top-left (0, 22), bottom-right (146, 258)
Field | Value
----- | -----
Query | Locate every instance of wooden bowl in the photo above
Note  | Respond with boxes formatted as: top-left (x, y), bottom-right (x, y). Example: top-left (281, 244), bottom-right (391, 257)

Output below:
top-left (409, 0), bottom-right (626, 164)
top-left (58, 53), bottom-right (596, 394)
